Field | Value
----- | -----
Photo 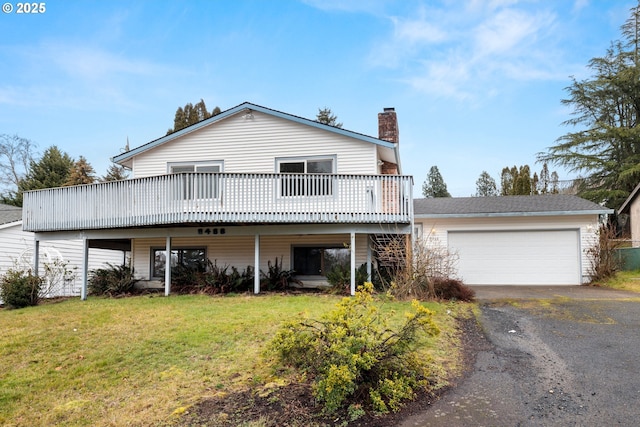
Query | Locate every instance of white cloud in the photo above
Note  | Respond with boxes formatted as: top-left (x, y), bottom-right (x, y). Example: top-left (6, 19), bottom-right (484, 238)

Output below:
top-left (0, 41), bottom-right (183, 111)
top-left (371, 1), bottom-right (565, 102)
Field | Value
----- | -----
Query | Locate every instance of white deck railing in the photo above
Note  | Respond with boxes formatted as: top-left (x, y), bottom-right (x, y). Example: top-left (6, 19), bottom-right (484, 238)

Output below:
top-left (22, 173), bottom-right (413, 232)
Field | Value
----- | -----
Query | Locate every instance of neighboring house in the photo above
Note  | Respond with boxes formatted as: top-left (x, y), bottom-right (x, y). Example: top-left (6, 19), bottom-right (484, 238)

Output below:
top-left (618, 182), bottom-right (640, 246)
top-left (0, 203), bottom-right (125, 298)
top-left (22, 102), bottom-right (413, 298)
top-left (414, 195), bottom-right (612, 286)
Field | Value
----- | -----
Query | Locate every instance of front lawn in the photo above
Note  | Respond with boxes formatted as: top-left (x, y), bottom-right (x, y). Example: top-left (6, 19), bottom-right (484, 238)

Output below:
top-left (594, 269), bottom-right (640, 292)
top-left (0, 293), bottom-right (472, 426)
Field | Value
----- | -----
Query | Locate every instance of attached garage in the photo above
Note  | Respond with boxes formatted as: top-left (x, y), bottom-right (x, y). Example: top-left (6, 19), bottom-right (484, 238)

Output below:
top-left (413, 195), bottom-right (613, 286)
top-left (447, 229), bottom-right (581, 285)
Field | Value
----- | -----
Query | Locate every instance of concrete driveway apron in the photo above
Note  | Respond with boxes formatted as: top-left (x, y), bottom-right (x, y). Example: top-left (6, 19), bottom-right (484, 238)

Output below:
top-left (400, 286), bottom-right (640, 427)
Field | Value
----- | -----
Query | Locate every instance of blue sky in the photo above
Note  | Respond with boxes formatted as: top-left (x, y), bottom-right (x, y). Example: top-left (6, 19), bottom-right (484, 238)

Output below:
top-left (0, 0), bottom-right (636, 196)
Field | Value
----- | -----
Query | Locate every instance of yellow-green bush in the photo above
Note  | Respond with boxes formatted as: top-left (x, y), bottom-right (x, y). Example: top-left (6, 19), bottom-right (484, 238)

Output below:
top-left (269, 283), bottom-right (439, 414)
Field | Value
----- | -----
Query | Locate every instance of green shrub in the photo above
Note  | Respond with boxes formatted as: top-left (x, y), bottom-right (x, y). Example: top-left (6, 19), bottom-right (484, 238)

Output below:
top-left (260, 257), bottom-right (296, 291)
top-left (88, 263), bottom-right (138, 297)
top-left (171, 260), bottom-right (254, 294)
top-left (268, 282), bottom-right (440, 414)
top-left (0, 269), bottom-right (43, 309)
top-left (325, 263), bottom-right (368, 294)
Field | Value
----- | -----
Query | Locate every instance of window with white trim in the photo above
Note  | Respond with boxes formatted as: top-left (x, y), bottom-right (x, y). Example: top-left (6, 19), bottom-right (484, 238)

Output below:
top-left (168, 161), bottom-right (223, 199)
top-left (277, 157), bottom-right (335, 196)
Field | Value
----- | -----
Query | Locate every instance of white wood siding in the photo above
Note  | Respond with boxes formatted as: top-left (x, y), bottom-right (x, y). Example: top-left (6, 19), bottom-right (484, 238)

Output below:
top-left (415, 215), bottom-right (601, 283)
top-left (0, 222), bottom-right (125, 296)
top-left (630, 196), bottom-right (640, 246)
top-left (131, 111), bottom-right (378, 178)
top-left (132, 234), bottom-right (369, 282)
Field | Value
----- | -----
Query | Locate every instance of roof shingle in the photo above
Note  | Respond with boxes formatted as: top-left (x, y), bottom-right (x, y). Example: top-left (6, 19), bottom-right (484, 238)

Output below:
top-left (0, 203), bottom-right (22, 226)
top-left (414, 195), bottom-right (612, 217)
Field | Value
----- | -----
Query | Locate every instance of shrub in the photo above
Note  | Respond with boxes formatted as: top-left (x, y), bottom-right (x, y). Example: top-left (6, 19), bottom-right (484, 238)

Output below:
top-left (171, 260), bottom-right (254, 294)
top-left (326, 263), bottom-right (368, 294)
top-left (268, 282), bottom-right (440, 414)
top-left (431, 277), bottom-right (475, 302)
top-left (260, 257), bottom-right (297, 291)
top-left (587, 223), bottom-right (623, 283)
top-left (88, 263), bottom-right (138, 297)
top-left (0, 269), bottom-right (43, 309)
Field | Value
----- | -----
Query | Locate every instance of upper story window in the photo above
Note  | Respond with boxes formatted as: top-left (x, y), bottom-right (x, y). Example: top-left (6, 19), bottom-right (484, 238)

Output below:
top-left (168, 161), bottom-right (223, 199)
top-left (277, 156), bottom-right (335, 197)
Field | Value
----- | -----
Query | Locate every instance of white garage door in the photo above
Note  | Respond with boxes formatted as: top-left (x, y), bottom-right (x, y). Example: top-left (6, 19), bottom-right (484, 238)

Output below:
top-left (448, 229), bottom-right (581, 285)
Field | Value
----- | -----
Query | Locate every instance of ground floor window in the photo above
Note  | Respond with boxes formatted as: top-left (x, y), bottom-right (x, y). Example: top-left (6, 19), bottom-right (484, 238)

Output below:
top-left (152, 247), bottom-right (206, 278)
top-left (292, 245), bottom-right (350, 276)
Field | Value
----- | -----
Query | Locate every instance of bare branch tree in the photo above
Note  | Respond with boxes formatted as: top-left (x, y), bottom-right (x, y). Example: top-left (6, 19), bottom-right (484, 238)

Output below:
top-left (0, 134), bottom-right (37, 195)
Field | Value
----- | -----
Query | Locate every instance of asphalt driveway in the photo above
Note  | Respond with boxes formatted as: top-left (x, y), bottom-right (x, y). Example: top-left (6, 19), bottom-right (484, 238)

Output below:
top-left (400, 285), bottom-right (640, 427)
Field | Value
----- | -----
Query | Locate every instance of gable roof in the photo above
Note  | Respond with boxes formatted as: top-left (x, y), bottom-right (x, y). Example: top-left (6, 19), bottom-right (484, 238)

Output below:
top-left (618, 181), bottom-right (640, 215)
top-left (0, 203), bottom-right (22, 226)
top-left (112, 101), bottom-right (401, 170)
top-left (414, 195), bottom-right (613, 218)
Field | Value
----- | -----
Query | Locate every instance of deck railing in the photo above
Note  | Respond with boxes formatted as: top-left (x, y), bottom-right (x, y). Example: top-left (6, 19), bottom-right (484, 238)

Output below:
top-left (22, 173), bottom-right (413, 232)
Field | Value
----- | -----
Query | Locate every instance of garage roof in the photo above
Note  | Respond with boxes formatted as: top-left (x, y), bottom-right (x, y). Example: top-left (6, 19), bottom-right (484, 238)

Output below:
top-left (414, 194), bottom-right (613, 218)
top-left (0, 203), bottom-right (22, 226)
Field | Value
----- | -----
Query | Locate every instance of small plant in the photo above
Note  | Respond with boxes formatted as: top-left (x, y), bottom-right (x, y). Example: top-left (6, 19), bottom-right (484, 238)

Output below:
top-left (268, 282), bottom-right (440, 414)
top-left (325, 263), bottom-right (368, 294)
top-left (431, 277), bottom-right (475, 302)
top-left (171, 260), bottom-right (254, 294)
top-left (0, 268), bottom-right (43, 309)
top-left (88, 263), bottom-right (138, 297)
top-left (260, 257), bottom-right (296, 291)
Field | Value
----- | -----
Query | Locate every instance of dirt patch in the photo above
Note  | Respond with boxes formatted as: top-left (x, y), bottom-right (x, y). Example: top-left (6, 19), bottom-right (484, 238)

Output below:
top-left (179, 315), bottom-right (486, 427)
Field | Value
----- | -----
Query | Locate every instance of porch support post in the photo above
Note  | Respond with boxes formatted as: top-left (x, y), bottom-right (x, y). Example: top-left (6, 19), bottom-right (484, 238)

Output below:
top-left (350, 232), bottom-right (356, 296)
top-left (164, 236), bottom-right (171, 296)
top-left (33, 239), bottom-right (40, 276)
top-left (366, 234), bottom-right (372, 282)
top-left (254, 234), bottom-right (260, 294)
top-left (81, 237), bottom-right (89, 301)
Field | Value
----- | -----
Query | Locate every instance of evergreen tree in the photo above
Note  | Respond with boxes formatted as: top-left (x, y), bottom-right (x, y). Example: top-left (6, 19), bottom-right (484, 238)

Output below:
top-left (422, 165), bottom-right (451, 198)
top-left (167, 99), bottom-right (220, 134)
top-left (13, 146), bottom-right (74, 206)
top-left (538, 163), bottom-right (551, 194)
top-left (65, 156), bottom-right (96, 186)
top-left (316, 107), bottom-right (343, 128)
top-left (538, 4), bottom-right (640, 209)
top-left (501, 165), bottom-right (533, 195)
top-left (102, 163), bottom-right (129, 182)
top-left (475, 171), bottom-right (498, 196)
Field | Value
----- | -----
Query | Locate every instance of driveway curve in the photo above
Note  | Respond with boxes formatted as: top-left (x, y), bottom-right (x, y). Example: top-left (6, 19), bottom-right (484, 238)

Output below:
top-left (400, 285), bottom-right (640, 427)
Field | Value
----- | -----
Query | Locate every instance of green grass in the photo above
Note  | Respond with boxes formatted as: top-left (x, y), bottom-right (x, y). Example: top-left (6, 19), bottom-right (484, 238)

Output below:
top-left (0, 293), bottom-right (470, 426)
top-left (597, 269), bottom-right (640, 292)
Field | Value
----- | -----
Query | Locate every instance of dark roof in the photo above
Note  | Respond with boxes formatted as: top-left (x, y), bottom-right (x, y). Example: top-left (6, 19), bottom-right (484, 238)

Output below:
top-left (0, 203), bottom-right (22, 226)
top-left (414, 195), bottom-right (613, 218)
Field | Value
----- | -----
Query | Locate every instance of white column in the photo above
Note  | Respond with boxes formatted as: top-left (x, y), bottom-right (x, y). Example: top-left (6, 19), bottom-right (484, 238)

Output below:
top-left (350, 232), bottom-right (356, 296)
top-left (165, 236), bottom-right (171, 296)
top-left (366, 234), bottom-right (372, 282)
top-left (81, 237), bottom-right (89, 301)
top-left (33, 239), bottom-right (40, 276)
top-left (254, 234), bottom-right (260, 294)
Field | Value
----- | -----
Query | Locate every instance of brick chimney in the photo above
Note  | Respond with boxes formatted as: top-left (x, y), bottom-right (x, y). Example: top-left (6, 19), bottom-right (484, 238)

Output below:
top-left (378, 107), bottom-right (399, 144)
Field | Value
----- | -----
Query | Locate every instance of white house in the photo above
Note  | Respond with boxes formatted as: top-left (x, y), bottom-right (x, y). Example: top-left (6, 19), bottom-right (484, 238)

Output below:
top-left (414, 195), bottom-right (612, 286)
top-left (22, 102), bottom-right (413, 298)
top-left (0, 203), bottom-right (125, 297)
